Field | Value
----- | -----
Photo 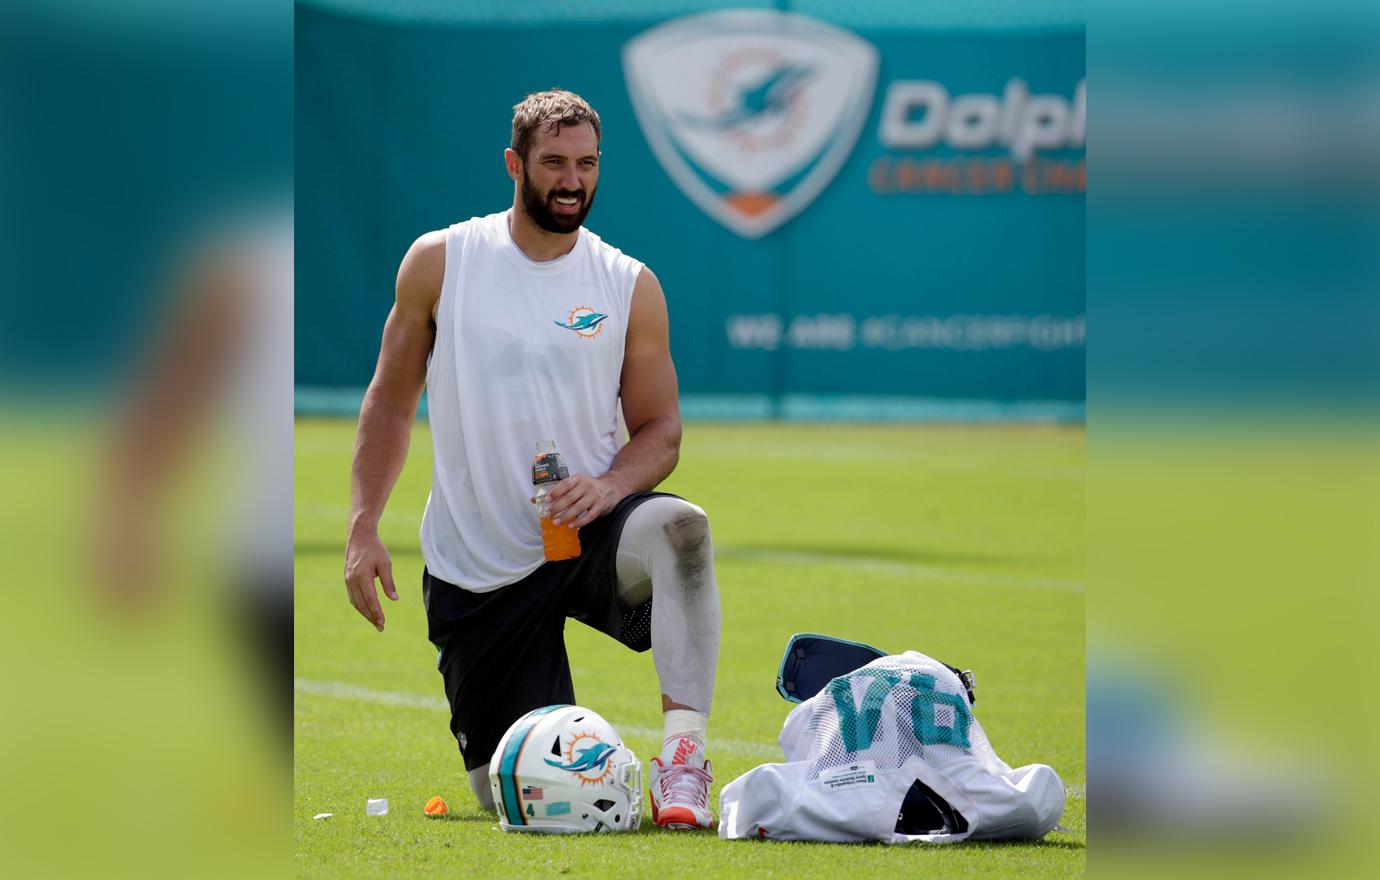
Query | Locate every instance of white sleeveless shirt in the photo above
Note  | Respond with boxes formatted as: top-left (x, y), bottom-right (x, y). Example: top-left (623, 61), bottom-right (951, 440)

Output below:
top-left (420, 210), bottom-right (643, 591)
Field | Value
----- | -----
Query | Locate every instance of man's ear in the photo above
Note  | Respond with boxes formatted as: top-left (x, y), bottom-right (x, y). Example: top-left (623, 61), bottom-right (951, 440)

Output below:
top-left (504, 147), bottom-right (522, 183)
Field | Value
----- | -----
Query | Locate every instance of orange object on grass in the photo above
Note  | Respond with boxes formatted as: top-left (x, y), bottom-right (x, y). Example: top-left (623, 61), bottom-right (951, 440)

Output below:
top-left (424, 796), bottom-right (447, 816)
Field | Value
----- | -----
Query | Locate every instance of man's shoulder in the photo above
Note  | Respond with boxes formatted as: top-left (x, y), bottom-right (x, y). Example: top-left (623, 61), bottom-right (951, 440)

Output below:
top-left (441, 210), bottom-right (511, 251)
top-left (581, 225), bottom-right (646, 276)
top-left (457, 210), bottom-right (508, 230)
top-left (439, 210), bottom-right (489, 236)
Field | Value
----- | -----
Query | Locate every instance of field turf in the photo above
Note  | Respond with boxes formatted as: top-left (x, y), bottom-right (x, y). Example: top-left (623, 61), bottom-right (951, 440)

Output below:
top-left (295, 420), bottom-right (1085, 878)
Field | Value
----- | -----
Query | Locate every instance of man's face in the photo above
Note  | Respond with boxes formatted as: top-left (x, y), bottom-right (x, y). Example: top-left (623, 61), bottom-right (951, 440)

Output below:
top-left (519, 122), bottom-right (600, 234)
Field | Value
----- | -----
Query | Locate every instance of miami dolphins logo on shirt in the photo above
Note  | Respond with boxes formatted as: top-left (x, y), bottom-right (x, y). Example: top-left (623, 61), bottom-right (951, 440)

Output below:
top-left (554, 306), bottom-right (608, 340)
top-left (544, 733), bottom-right (617, 785)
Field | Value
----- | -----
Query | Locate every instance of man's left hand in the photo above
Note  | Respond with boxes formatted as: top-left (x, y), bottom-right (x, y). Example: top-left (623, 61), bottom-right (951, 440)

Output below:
top-left (541, 474), bottom-right (624, 527)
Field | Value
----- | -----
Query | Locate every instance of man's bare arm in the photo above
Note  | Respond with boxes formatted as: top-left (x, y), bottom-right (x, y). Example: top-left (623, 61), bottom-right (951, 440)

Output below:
top-left (546, 266), bottom-right (682, 526)
top-left (98, 247), bottom-right (251, 610)
top-left (344, 231), bottom-right (443, 631)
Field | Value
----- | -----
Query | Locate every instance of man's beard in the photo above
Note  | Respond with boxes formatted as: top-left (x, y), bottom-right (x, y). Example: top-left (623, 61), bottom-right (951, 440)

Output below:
top-left (520, 169), bottom-right (596, 234)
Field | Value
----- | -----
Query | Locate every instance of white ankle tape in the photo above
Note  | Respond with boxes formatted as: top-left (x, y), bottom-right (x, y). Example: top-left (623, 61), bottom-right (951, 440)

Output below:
top-left (663, 709), bottom-right (708, 746)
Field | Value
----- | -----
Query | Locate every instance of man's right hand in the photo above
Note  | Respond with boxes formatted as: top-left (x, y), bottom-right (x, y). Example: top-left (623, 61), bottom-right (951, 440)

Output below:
top-left (344, 529), bottom-right (399, 632)
top-left (344, 231), bottom-right (441, 632)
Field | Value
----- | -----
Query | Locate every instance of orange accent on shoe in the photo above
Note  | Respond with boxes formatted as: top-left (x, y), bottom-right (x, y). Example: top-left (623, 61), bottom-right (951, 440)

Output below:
top-left (655, 805), bottom-right (701, 828)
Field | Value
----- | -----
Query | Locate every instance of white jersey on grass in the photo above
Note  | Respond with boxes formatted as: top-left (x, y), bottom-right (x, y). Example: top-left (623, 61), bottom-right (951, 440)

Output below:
top-left (420, 210), bottom-right (643, 591)
top-left (719, 651), bottom-right (1066, 844)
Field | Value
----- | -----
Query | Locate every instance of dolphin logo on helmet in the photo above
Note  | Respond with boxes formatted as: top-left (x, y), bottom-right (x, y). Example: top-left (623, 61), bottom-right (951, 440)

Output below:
top-left (545, 742), bottom-right (617, 774)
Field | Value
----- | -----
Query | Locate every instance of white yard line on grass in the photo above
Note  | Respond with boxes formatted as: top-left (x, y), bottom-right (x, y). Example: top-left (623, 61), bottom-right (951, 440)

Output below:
top-left (294, 678), bottom-right (1086, 799)
top-left (297, 678), bottom-right (446, 711)
top-left (294, 678), bottom-right (780, 759)
top-left (717, 547), bottom-right (1085, 594)
top-left (299, 503), bottom-right (420, 527)
top-left (299, 504), bottom-right (1081, 593)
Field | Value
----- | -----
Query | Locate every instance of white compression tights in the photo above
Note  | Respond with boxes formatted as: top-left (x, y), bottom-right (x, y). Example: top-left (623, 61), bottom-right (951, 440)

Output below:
top-left (467, 496), bottom-right (722, 810)
top-left (613, 495), bottom-right (721, 715)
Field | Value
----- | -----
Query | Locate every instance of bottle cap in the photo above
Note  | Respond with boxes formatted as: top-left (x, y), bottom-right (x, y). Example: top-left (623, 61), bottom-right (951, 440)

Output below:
top-left (535, 440), bottom-right (556, 454)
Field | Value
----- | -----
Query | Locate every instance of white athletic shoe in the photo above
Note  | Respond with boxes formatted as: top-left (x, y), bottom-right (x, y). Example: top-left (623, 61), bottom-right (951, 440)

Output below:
top-left (649, 736), bottom-right (715, 829)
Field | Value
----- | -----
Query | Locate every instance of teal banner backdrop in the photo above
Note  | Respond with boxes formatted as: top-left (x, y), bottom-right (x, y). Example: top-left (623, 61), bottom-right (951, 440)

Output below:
top-left (296, 2), bottom-right (1084, 420)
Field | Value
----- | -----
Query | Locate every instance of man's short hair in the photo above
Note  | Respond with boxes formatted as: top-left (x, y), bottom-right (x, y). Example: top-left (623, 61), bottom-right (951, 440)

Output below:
top-left (510, 89), bottom-right (602, 162)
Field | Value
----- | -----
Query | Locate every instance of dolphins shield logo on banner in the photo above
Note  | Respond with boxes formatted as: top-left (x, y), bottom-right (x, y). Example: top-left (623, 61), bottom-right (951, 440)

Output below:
top-left (623, 10), bottom-right (878, 239)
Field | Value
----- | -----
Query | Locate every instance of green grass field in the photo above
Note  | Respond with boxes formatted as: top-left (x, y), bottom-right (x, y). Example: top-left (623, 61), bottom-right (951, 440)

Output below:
top-left (295, 420), bottom-right (1085, 878)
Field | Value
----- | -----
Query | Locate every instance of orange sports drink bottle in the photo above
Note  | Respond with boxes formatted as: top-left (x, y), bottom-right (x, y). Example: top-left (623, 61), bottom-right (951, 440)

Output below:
top-left (533, 440), bottom-right (581, 561)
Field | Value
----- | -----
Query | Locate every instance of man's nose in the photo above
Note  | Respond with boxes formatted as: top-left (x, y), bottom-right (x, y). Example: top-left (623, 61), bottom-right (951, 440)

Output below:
top-left (559, 165), bottom-right (580, 190)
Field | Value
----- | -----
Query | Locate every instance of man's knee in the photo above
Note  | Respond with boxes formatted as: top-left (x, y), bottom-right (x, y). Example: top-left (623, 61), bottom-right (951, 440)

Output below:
top-left (469, 763), bottom-right (495, 811)
top-left (661, 501), bottom-right (712, 582)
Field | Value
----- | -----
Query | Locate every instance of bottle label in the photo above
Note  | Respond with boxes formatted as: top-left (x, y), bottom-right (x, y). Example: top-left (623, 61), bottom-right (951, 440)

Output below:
top-left (532, 452), bottom-right (569, 485)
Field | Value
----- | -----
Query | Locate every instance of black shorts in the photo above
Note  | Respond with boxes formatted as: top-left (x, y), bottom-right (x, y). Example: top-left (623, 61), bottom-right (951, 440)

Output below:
top-left (423, 491), bottom-right (676, 770)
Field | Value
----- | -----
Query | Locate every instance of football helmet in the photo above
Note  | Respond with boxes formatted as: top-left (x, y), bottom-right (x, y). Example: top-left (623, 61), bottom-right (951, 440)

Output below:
top-left (489, 704), bottom-right (642, 834)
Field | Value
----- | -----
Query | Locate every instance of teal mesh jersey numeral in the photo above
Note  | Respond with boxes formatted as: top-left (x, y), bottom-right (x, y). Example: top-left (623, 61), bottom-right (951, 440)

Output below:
top-left (907, 673), bottom-right (972, 748)
top-left (828, 671), bottom-right (901, 752)
top-left (828, 669), bottom-right (973, 753)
